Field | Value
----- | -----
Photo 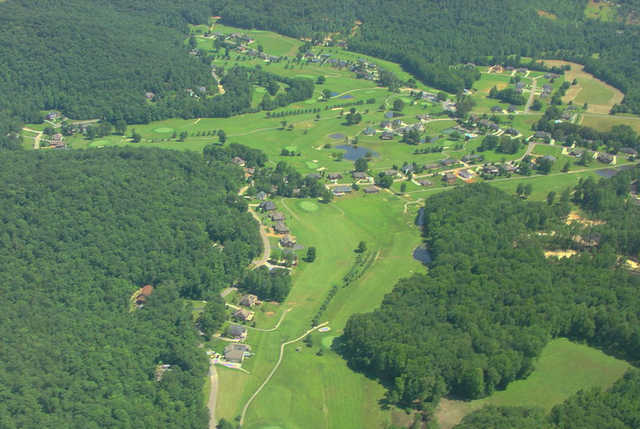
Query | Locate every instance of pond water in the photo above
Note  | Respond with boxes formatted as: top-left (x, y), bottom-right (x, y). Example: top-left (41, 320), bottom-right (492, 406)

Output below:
top-left (335, 145), bottom-right (379, 161)
top-left (413, 246), bottom-right (432, 264)
top-left (415, 207), bottom-right (425, 226)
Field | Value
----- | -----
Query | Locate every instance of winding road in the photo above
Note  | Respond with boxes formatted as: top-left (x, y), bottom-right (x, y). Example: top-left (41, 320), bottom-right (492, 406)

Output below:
top-left (239, 321), bottom-right (329, 426)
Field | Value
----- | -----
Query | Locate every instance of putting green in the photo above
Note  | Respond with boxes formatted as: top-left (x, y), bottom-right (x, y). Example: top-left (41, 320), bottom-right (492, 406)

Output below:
top-left (295, 74), bottom-right (315, 79)
top-left (153, 127), bottom-right (174, 133)
top-left (321, 335), bottom-right (336, 348)
top-left (89, 140), bottom-right (108, 147)
top-left (254, 86), bottom-right (266, 93)
top-left (285, 145), bottom-right (297, 152)
top-left (298, 201), bottom-right (319, 212)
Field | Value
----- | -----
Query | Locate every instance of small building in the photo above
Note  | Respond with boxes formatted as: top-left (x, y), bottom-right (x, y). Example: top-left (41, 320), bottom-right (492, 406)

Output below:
top-left (224, 343), bottom-right (252, 363)
top-left (380, 131), bottom-right (394, 140)
top-left (46, 112), bottom-right (59, 120)
top-left (135, 285), bottom-right (154, 306)
top-left (418, 178), bottom-right (432, 186)
top-left (363, 127), bottom-right (376, 136)
top-left (440, 158), bottom-right (456, 167)
top-left (443, 173), bottom-right (457, 184)
top-left (597, 153), bottom-right (614, 164)
top-left (534, 131), bottom-right (552, 141)
top-left (352, 171), bottom-right (369, 180)
top-left (279, 235), bottom-right (296, 248)
top-left (542, 155), bottom-right (557, 162)
top-left (505, 128), bottom-right (519, 136)
top-left (483, 165), bottom-right (500, 175)
top-left (458, 169), bottom-right (473, 180)
top-left (274, 221), bottom-right (289, 235)
top-left (491, 106), bottom-right (503, 113)
top-left (507, 105), bottom-right (517, 113)
top-left (306, 173), bottom-right (322, 180)
top-left (462, 154), bottom-right (482, 163)
top-left (233, 308), bottom-right (254, 322)
top-left (270, 211), bottom-right (285, 222)
top-left (256, 191), bottom-right (267, 201)
top-left (239, 294), bottom-right (260, 308)
top-left (232, 157), bottom-right (246, 167)
top-left (384, 111), bottom-right (394, 119)
top-left (332, 185), bottom-right (353, 196)
top-left (363, 185), bottom-right (380, 194)
top-left (401, 164), bottom-right (415, 175)
top-left (259, 201), bottom-right (276, 212)
top-left (327, 173), bottom-right (342, 181)
top-left (227, 324), bottom-right (248, 340)
top-left (383, 169), bottom-right (398, 177)
top-left (620, 147), bottom-right (638, 157)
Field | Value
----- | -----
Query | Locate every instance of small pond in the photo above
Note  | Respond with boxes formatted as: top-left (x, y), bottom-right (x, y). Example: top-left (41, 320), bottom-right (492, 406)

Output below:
top-left (413, 246), bottom-right (432, 265)
top-left (415, 207), bottom-right (425, 226)
top-left (335, 145), bottom-right (379, 161)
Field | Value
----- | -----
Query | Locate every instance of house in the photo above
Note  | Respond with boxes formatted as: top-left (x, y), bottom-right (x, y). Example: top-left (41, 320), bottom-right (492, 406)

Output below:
top-left (534, 131), bottom-right (552, 141)
top-left (479, 119), bottom-right (499, 130)
top-left (227, 325), bottom-right (248, 340)
top-left (383, 169), bottom-right (398, 177)
top-left (352, 171), bottom-right (369, 180)
top-left (515, 82), bottom-right (525, 90)
top-left (440, 158), bottom-right (456, 167)
top-left (569, 148), bottom-right (585, 158)
top-left (274, 221), bottom-right (289, 235)
top-left (380, 120), bottom-right (392, 129)
top-left (443, 173), bottom-right (457, 184)
top-left (458, 169), bottom-right (473, 180)
top-left (391, 119), bottom-right (405, 129)
top-left (233, 308), bottom-right (254, 322)
top-left (462, 154), bottom-right (482, 163)
top-left (597, 153), bottom-right (614, 164)
top-left (424, 163), bottom-right (439, 170)
top-left (279, 235), bottom-right (296, 248)
top-left (363, 127), bottom-right (376, 136)
top-left (327, 173), bottom-right (342, 181)
top-left (363, 185), bottom-right (380, 194)
top-left (50, 133), bottom-right (64, 148)
top-left (224, 343), bottom-right (252, 363)
top-left (401, 164), bottom-right (415, 175)
top-left (332, 185), bottom-right (352, 195)
top-left (306, 173), bottom-right (322, 180)
top-left (542, 155), bottom-right (557, 162)
top-left (620, 147), bottom-right (638, 157)
top-left (491, 106), bottom-right (503, 113)
top-left (418, 178), bottom-right (432, 186)
top-left (505, 128), bottom-right (519, 136)
top-left (46, 112), bottom-right (59, 120)
top-left (259, 201), bottom-right (276, 212)
top-left (256, 191), bottom-right (267, 201)
top-left (517, 67), bottom-right (527, 74)
top-left (239, 294), bottom-right (260, 308)
top-left (135, 285), bottom-right (154, 306)
top-left (380, 131), bottom-right (394, 140)
top-left (483, 165), bottom-right (500, 175)
top-left (507, 105), bottom-right (517, 113)
top-left (384, 111), bottom-right (394, 119)
top-left (270, 211), bottom-right (285, 221)
top-left (232, 157), bottom-right (246, 167)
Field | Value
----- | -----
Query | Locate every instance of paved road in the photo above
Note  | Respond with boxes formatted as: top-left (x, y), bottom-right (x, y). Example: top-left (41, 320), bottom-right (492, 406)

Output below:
top-left (248, 207), bottom-right (271, 268)
top-left (207, 363), bottom-right (218, 429)
top-left (239, 321), bottom-right (329, 426)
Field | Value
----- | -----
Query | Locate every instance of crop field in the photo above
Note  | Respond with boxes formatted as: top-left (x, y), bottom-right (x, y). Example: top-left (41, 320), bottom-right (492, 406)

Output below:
top-left (436, 338), bottom-right (631, 429)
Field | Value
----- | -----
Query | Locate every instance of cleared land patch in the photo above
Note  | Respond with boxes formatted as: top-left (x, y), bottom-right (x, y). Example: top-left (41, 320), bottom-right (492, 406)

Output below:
top-left (435, 338), bottom-right (631, 429)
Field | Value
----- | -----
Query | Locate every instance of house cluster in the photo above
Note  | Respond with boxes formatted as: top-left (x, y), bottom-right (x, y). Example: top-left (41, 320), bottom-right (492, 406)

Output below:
top-left (47, 133), bottom-right (65, 149)
top-left (223, 323), bottom-right (252, 364)
top-left (231, 156), bottom-right (256, 177)
top-left (259, 201), bottom-right (290, 235)
top-left (302, 53), bottom-right (380, 80)
top-left (232, 293), bottom-right (261, 323)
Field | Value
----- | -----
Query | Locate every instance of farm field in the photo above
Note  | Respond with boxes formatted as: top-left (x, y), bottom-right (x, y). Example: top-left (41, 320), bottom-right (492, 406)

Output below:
top-left (582, 114), bottom-right (640, 133)
top-left (435, 338), bottom-right (631, 429)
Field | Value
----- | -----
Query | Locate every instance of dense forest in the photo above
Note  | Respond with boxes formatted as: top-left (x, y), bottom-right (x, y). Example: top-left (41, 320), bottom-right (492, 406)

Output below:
top-left (338, 181), bottom-right (640, 411)
top-left (213, 0), bottom-right (640, 112)
top-left (0, 148), bottom-right (261, 427)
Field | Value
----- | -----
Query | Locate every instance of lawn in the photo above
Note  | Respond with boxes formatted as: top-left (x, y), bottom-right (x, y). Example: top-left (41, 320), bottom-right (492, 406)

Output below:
top-left (436, 338), bottom-right (631, 429)
top-left (582, 114), bottom-right (640, 134)
top-left (216, 193), bottom-right (425, 429)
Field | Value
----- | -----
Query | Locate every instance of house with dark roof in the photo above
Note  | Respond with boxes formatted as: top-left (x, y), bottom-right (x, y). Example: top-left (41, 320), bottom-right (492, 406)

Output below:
top-left (224, 343), bottom-right (252, 363)
top-left (256, 191), bottom-right (267, 201)
top-left (440, 158), bottom-right (456, 167)
top-left (458, 169), bottom-right (473, 180)
top-left (542, 155), bottom-right (557, 162)
top-left (620, 147), bottom-right (638, 156)
top-left (233, 308), bottom-right (254, 322)
top-left (239, 294), bottom-right (260, 308)
top-left (232, 157), bottom-right (246, 166)
top-left (418, 178), bottom-right (432, 186)
top-left (505, 128), bottom-right (519, 136)
top-left (443, 173), bottom-right (457, 184)
top-left (597, 152), bottom-right (614, 164)
top-left (306, 173), bottom-right (322, 180)
top-left (279, 235), bottom-right (296, 248)
top-left (383, 169), bottom-right (398, 177)
top-left (327, 173), bottom-right (342, 182)
top-left (363, 185), bottom-right (380, 194)
top-left (259, 201), bottom-right (276, 211)
top-left (507, 105), bottom-right (517, 113)
top-left (491, 106), bottom-right (503, 113)
top-left (352, 172), bottom-right (369, 180)
top-left (462, 154), bottom-right (482, 163)
top-left (401, 164), bottom-right (415, 175)
top-left (270, 211), bottom-right (285, 222)
top-left (384, 111), bottom-right (394, 119)
top-left (274, 221), bottom-right (289, 235)
top-left (332, 185), bottom-right (353, 195)
top-left (380, 131), bottom-right (394, 140)
top-left (534, 131), bottom-right (552, 141)
top-left (363, 127), bottom-right (376, 136)
top-left (227, 325), bottom-right (247, 340)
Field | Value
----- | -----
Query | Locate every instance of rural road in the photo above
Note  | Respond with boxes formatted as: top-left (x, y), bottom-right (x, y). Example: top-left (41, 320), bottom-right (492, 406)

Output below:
top-left (23, 128), bottom-right (43, 149)
top-left (220, 287), bottom-right (237, 298)
top-left (524, 77), bottom-right (539, 113)
top-left (208, 363), bottom-right (218, 429)
top-left (239, 321), bottom-right (329, 426)
top-left (238, 185), bottom-right (271, 268)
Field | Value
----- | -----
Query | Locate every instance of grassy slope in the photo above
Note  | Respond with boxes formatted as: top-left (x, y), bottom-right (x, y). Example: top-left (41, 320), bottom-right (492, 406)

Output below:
top-left (436, 338), bottom-right (631, 429)
top-left (216, 193), bottom-right (424, 429)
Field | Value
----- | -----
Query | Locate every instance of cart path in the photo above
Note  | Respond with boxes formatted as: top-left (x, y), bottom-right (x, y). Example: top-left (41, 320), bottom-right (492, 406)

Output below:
top-left (247, 308), bottom-right (292, 332)
top-left (239, 185), bottom-right (271, 268)
top-left (207, 363), bottom-right (218, 429)
top-left (239, 321), bottom-right (329, 426)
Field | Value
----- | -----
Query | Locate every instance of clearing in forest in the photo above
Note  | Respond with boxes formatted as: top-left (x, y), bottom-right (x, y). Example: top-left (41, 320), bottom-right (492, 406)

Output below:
top-left (435, 338), bottom-right (631, 429)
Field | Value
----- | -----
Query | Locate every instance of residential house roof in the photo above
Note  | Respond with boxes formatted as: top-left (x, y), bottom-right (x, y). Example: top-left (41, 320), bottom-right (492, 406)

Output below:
top-left (274, 221), bottom-right (289, 234)
top-left (363, 186), bottom-right (380, 193)
top-left (227, 325), bottom-right (247, 338)
top-left (270, 211), bottom-right (285, 221)
top-left (332, 185), bottom-right (352, 194)
top-left (259, 201), bottom-right (276, 211)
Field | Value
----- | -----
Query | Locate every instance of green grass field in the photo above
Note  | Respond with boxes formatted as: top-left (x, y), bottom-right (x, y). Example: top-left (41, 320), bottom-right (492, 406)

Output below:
top-left (216, 193), bottom-right (424, 429)
top-left (582, 115), bottom-right (640, 133)
top-left (436, 338), bottom-right (631, 429)
top-left (573, 77), bottom-right (616, 105)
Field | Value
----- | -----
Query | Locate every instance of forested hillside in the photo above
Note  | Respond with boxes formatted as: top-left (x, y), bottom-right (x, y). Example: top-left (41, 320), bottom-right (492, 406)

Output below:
top-left (214, 0), bottom-right (640, 113)
top-left (0, 0), bottom-right (212, 124)
top-left (338, 181), bottom-right (640, 409)
top-left (0, 148), bottom-right (261, 427)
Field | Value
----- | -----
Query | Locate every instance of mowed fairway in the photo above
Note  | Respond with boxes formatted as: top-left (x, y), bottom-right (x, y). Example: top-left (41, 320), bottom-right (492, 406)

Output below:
top-left (217, 192), bottom-right (425, 429)
top-left (436, 338), bottom-right (631, 429)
